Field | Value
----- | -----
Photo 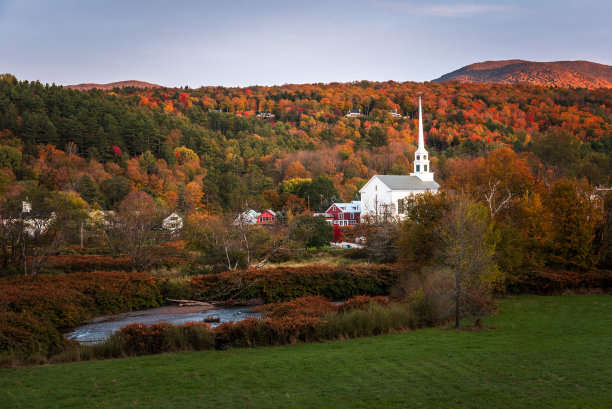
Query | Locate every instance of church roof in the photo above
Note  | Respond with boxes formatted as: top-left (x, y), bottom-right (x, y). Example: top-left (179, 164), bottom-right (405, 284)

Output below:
top-left (371, 175), bottom-right (439, 191)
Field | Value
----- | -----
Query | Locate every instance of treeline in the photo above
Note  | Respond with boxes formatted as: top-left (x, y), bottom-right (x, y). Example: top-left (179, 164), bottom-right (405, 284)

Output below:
top-left (1, 73), bottom-right (610, 214)
top-left (0, 74), bottom-right (611, 273)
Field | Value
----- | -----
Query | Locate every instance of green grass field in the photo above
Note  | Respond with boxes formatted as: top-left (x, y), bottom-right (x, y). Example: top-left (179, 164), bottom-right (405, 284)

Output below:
top-left (1, 295), bottom-right (610, 409)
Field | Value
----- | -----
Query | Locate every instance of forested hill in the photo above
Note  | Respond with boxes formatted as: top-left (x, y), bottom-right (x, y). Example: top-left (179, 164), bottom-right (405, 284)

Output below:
top-left (66, 80), bottom-right (162, 91)
top-left (0, 72), bottom-right (611, 214)
top-left (433, 60), bottom-right (612, 89)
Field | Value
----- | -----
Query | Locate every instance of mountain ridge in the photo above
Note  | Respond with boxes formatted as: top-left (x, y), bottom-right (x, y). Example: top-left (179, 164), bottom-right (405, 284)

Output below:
top-left (65, 80), bottom-right (162, 91)
top-left (432, 60), bottom-right (612, 89)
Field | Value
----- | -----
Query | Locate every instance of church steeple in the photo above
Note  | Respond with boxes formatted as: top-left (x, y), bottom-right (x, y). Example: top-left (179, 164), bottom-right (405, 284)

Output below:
top-left (410, 97), bottom-right (434, 182)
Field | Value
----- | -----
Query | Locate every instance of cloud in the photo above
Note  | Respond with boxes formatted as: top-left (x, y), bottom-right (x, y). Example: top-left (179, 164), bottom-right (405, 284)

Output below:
top-left (371, 1), bottom-right (513, 18)
top-left (421, 4), bottom-right (511, 17)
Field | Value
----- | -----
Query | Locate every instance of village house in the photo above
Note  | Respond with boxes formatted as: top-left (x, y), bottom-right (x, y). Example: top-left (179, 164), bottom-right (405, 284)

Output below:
top-left (235, 209), bottom-right (260, 225)
top-left (0, 201), bottom-right (55, 237)
top-left (389, 110), bottom-right (406, 119)
top-left (315, 201), bottom-right (361, 226)
top-left (162, 212), bottom-right (183, 231)
top-left (256, 209), bottom-right (276, 225)
top-left (360, 97), bottom-right (439, 220)
top-left (256, 112), bottom-right (275, 119)
top-left (345, 109), bottom-right (362, 118)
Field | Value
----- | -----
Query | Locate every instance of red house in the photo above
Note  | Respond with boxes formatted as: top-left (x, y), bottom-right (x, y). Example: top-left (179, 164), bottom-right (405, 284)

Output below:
top-left (318, 201), bottom-right (361, 226)
top-left (256, 210), bottom-right (277, 225)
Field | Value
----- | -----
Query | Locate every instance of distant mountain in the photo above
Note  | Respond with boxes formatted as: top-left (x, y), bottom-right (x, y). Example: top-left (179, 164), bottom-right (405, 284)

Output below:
top-left (433, 60), bottom-right (612, 89)
top-left (65, 80), bottom-right (162, 91)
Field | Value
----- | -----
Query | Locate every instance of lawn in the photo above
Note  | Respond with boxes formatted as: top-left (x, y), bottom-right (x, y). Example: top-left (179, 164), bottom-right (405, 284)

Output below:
top-left (1, 295), bottom-right (610, 409)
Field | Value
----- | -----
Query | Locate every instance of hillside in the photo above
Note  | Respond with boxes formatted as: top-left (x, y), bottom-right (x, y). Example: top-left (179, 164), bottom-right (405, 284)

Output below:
top-left (433, 60), bottom-right (612, 89)
top-left (65, 80), bottom-right (162, 91)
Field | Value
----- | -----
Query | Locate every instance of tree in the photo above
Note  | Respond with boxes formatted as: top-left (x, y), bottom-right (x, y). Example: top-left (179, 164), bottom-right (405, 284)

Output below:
top-left (397, 192), bottom-right (449, 264)
top-left (437, 196), bottom-right (500, 328)
top-left (99, 176), bottom-right (131, 208)
top-left (0, 145), bottom-right (21, 170)
top-left (184, 212), bottom-right (288, 271)
top-left (290, 215), bottom-right (333, 249)
top-left (333, 225), bottom-right (343, 243)
top-left (76, 175), bottom-right (103, 206)
top-left (284, 161), bottom-right (310, 181)
top-left (0, 187), bottom-right (88, 275)
top-left (545, 178), bottom-right (599, 271)
top-left (367, 126), bottom-right (388, 148)
top-left (183, 181), bottom-right (204, 214)
top-left (107, 190), bottom-right (169, 271)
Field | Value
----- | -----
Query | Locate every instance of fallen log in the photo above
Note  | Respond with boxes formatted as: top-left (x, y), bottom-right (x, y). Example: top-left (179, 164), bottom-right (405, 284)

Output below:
top-left (166, 298), bottom-right (213, 307)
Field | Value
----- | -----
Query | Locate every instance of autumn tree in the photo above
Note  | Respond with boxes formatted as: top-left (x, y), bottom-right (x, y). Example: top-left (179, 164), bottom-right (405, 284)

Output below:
top-left (184, 212), bottom-right (288, 271)
top-left (436, 196), bottom-right (500, 328)
top-left (107, 190), bottom-right (170, 271)
top-left (545, 178), bottom-right (600, 271)
top-left (284, 161), bottom-right (309, 180)
top-left (183, 181), bottom-right (204, 214)
top-left (0, 187), bottom-right (88, 275)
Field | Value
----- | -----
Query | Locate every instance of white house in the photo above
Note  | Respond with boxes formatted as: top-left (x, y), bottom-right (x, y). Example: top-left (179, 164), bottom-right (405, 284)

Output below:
top-left (234, 209), bottom-right (260, 225)
top-left (345, 109), bottom-right (362, 118)
top-left (360, 97), bottom-right (439, 220)
top-left (162, 212), bottom-right (183, 231)
top-left (256, 112), bottom-right (275, 119)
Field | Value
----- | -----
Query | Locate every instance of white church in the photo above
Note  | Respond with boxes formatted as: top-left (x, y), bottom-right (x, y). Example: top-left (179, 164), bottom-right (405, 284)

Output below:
top-left (360, 97), bottom-right (440, 220)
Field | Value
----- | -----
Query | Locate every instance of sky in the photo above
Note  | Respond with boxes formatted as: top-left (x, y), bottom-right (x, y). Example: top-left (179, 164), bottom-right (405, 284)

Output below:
top-left (0, 0), bottom-right (611, 87)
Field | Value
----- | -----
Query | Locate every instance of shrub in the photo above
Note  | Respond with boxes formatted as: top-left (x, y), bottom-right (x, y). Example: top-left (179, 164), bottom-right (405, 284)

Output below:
top-left (158, 278), bottom-right (194, 300)
top-left (118, 322), bottom-right (214, 356)
top-left (338, 295), bottom-right (390, 312)
top-left (510, 269), bottom-right (612, 294)
top-left (190, 265), bottom-right (401, 302)
top-left (0, 272), bottom-right (163, 355)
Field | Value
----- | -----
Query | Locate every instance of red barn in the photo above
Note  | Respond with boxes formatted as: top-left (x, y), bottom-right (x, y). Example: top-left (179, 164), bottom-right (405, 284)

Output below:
top-left (256, 210), bottom-right (277, 225)
top-left (320, 201), bottom-right (361, 226)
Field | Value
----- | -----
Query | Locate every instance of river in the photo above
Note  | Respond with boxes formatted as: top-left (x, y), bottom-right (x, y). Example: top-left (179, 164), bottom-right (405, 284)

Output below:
top-left (65, 305), bottom-right (260, 344)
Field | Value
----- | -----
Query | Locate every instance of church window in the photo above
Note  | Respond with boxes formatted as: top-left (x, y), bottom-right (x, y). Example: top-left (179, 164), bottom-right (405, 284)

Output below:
top-left (416, 155), bottom-right (420, 160)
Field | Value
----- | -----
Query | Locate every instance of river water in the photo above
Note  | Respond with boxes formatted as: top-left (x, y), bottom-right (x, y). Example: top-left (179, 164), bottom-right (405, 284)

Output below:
top-left (65, 306), bottom-right (260, 344)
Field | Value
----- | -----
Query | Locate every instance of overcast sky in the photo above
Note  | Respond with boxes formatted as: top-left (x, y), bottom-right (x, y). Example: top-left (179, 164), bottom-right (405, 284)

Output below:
top-left (1, 0), bottom-right (610, 87)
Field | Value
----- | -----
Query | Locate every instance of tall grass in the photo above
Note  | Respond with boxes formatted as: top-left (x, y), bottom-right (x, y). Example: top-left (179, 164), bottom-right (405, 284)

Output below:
top-left (46, 298), bottom-right (435, 364)
top-left (319, 303), bottom-right (417, 339)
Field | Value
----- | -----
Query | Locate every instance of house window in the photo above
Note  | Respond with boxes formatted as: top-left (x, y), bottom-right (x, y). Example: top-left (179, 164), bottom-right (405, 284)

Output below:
top-left (350, 213), bottom-right (354, 219)
top-left (339, 213), bottom-right (343, 219)
top-left (416, 155), bottom-right (420, 160)
top-left (424, 165), bottom-right (428, 171)
top-left (416, 165), bottom-right (420, 172)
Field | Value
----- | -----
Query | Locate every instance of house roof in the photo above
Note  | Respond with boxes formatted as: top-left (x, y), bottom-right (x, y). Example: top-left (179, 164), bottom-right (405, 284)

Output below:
top-left (326, 200), bottom-right (361, 213)
top-left (360, 175), bottom-right (439, 192)
top-left (260, 209), bottom-right (276, 216)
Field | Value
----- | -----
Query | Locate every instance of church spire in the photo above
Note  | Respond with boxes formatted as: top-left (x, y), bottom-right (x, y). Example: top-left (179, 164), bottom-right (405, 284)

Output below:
top-left (417, 96), bottom-right (425, 153)
top-left (410, 96), bottom-right (434, 181)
